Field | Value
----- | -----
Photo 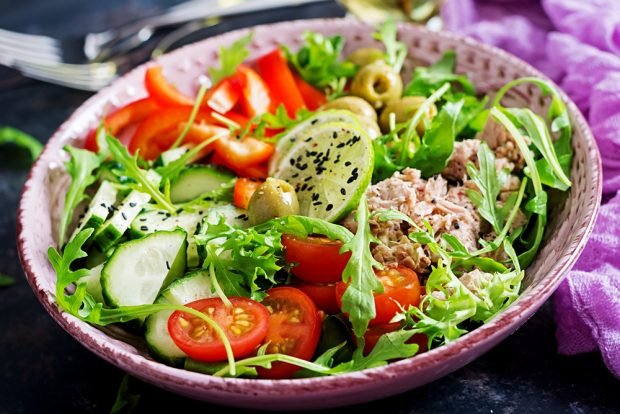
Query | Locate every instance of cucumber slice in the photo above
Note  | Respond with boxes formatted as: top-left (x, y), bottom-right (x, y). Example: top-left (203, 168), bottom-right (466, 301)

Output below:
top-left (93, 190), bottom-right (151, 251)
top-left (101, 229), bottom-right (187, 308)
top-left (269, 110), bottom-right (362, 176)
top-left (130, 207), bottom-right (211, 268)
top-left (70, 180), bottom-right (118, 241)
top-left (145, 269), bottom-right (215, 365)
top-left (170, 165), bottom-right (234, 203)
top-left (273, 121), bottom-right (374, 222)
top-left (80, 263), bottom-right (105, 303)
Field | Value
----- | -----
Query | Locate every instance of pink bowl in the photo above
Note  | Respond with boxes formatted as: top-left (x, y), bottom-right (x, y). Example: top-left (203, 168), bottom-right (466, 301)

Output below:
top-left (17, 18), bottom-right (601, 410)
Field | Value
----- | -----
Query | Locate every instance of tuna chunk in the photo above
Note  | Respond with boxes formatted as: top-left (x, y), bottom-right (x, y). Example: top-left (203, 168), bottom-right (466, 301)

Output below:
top-left (477, 118), bottom-right (527, 170)
top-left (443, 139), bottom-right (480, 181)
top-left (347, 168), bottom-right (481, 274)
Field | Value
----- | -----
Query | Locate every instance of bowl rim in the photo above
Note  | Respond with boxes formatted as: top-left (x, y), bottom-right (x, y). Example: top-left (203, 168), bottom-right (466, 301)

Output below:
top-left (17, 17), bottom-right (602, 398)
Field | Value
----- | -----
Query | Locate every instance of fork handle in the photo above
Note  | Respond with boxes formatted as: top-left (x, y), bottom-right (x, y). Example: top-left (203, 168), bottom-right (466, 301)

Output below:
top-left (85, 0), bottom-right (327, 61)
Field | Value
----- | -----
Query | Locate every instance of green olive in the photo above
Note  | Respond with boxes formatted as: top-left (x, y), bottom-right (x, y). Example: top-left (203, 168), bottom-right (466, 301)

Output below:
top-left (321, 96), bottom-right (378, 122)
top-left (347, 47), bottom-right (385, 67)
top-left (350, 60), bottom-right (403, 110)
top-left (247, 178), bottom-right (300, 225)
top-left (356, 116), bottom-right (382, 140)
top-left (379, 96), bottom-right (438, 134)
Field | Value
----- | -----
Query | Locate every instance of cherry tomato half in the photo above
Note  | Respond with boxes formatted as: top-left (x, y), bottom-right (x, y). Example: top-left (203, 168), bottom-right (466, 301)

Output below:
top-left (362, 323), bottom-right (428, 356)
top-left (257, 287), bottom-right (322, 379)
top-left (233, 177), bottom-right (264, 210)
top-left (168, 297), bottom-right (269, 363)
top-left (336, 266), bottom-right (422, 326)
top-left (282, 235), bottom-right (351, 283)
top-left (292, 279), bottom-right (340, 314)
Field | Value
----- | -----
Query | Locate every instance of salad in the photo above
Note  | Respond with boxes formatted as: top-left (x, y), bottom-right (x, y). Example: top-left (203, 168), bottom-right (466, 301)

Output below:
top-left (48, 21), bottom-right (573, 379)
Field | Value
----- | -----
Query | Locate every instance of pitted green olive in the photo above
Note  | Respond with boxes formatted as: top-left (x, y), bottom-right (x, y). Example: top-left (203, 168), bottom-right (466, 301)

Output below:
top-left (247, 178), bottom-right (300, 225)
top-left (321, 96), bottom-right (378, 122)
top-left (347, 47), bottom-right (385, 67)
top-left (379, 96), bottom-right (438, 134)
top-left (350, 60), bottom-right (403, 110)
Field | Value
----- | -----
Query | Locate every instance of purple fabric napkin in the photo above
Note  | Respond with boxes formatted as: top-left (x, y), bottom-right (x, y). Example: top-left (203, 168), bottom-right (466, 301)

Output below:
top-left (441, 0), bottom-right (620, 378)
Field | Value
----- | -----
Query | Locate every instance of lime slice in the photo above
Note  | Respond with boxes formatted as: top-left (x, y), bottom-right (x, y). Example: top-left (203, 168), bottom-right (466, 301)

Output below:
top-left (273, 121), bottom-right (374, 222)
top-left (269, 110), bottom-right (363, 176)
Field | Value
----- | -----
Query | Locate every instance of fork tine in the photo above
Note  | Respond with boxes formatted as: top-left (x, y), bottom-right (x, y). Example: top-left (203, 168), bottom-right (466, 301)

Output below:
top-left (14, 61), bottom-right (117, 91)
top-left (0, 28), bottom-right (60, 49)
top-left (0, 43), bottom-right (62, 65)
top-left (0, 28), bottom-right (63, 64)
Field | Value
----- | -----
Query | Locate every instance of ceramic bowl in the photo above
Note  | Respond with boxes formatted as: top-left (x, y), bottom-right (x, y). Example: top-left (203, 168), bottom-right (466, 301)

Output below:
top-left (17, 18), bottom-right (601, 410)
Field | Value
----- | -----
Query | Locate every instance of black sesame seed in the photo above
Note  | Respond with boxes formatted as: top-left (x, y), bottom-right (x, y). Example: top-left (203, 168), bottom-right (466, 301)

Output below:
top-left (289, 158), bottom-right (295, 166)
top-left (301, 183), bottom-right (308, 192)
top-left (129, 202), bottom-right (137, 208)
top-left (340, 188), bottom-right (346, 195)
top-left (345, 161), bottom-right (351, 167)
top-left (311, 193), bottom-right (320, 201)
top-left (311, 119), bottom-right (318, 125)
top-left (313, 201), bottom-right (323, 206)
top-left (304, 136), bottom-right (313, 142)
top-left (326, 204), bottom-right (334, 211)
top-left (140, 218), bottom-right (147, 222)
top-left (304, 176), bottom-right (312, 182)
top-left (121, 212), bottom-right (127, 221)
top-left (166, 261), bottom-right (170, 270)
top-left (100, 203), bottom-right (107, 208)
top-left (176, 208), bottom-right (183, 214)
top-left (140, 226), bottom-right (149, 231)
top-left (454, 222), bottom-right (461, 229)
top-left (336, 142), bottom-right (345, 149)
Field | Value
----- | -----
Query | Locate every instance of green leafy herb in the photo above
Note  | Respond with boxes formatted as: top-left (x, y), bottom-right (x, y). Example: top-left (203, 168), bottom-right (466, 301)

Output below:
top-left (373, 20), bottom-right (407, 73)
top-left (466, 270), bottom-right (524, 322)
top-left (59, 146), bottom-right (101, 246)
top-left (339, 196), bottom-right (383, 337)
top-left (110, 375), bottom-right (141, 414)
top-left (404, 51), bottom-right (475, 97)
top-left (0, 274), bottom-right (16, 287)
top-left (209, 32), bottom-right (253, 84)
top-left (105, 135), bottom-right (175, 213)
top-left (170, 82), bottom-right (211, 150)
top-left (410, 99), bottom-right (464, 177)
top-left (0, 127), bottom-right (43, 161)
top-left (284, 32), bottom-right (357, 89)
top-left (254, 215), bottom-right (353, 243)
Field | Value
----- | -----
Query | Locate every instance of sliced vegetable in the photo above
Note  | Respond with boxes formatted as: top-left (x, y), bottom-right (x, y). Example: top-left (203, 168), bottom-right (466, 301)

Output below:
top-left (203, 77), bottom-right (241, 114)
top-left (293, 74), bottom-right (326, 110)
top-left (145, 65), bottom-right (194, 107)
top-left (169, 297), bottom-right (269, 362)
top-left (170, 165), bottom-right (235, 204)
top-left (292, 280), bottom-right (340, 315)
top-left (233, 177), bottom-right (263, 210)
top-left (69, 180), bottom-right (118, 242)
top-left (93, 190), bottom-right (151, 251)
top-left (256, 287), bottom-right (322, 379)
top-left (213, 135), bottom-right (274, 170)
top-left (236, 65), bottom-right (273, 118)
top-left (282, 235), bottom-right (351, 283)
top-left (256, 48), bottom-right (306, 117)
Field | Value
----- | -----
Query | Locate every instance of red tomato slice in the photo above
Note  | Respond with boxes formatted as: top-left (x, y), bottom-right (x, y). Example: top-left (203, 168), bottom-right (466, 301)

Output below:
top-left (257, 287), bottom-right (322, 379)
top-left (129, 106), bottom-right (218, 159)
top-left (236, 65), bottom-right (273, 118)
top-left (255, 49), bottom-right (305, 117)
top-left (144, 65), bottom-right (194, 107)
top-left (204, 76), bottom-right (241, 114)
top-left (233, 177), bottom-right (264, 209)
top-left (213, 135), bottom-right (274, 169)
top-left (282, 235), bottom-right (351, 283)
top-left (362, 323), bottom-right (428, 356)
top-left (292, 279), bottom-right (340, 314)
top-left (336, 266), bottom-right (422, 326)
top-left (84, 98), bottom-right (161, 152)
top-left (293, 74), bottom-right (327, 110)
top-left (168, 297), bottom-right (270, 363)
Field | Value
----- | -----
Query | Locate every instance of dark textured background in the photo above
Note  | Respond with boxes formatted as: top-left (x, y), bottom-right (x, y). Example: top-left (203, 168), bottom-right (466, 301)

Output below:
top-left (0, 1), bottom-right (618, 413)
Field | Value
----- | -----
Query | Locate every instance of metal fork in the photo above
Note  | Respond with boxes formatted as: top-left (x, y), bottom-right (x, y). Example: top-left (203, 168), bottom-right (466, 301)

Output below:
top-left (0, 0), bottom-right (326, 91)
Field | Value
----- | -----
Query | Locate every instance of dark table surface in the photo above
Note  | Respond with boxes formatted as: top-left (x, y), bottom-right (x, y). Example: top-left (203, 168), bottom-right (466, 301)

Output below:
top-left (0, 1), bottom-right (618, 413)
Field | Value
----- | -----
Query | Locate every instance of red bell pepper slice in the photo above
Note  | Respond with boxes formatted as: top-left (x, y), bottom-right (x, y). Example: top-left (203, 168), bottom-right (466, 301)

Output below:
top-left (233, 177), bottom-right (264, 209)
top-left (204, 77), bottom-right (241, 114)
top-left (213, 135), bottom-right (274, 169)
top-left (236, 65), bottom-right (273, 118)
top-left (293, 74), bottom-right (327, 110)
top-left (84, 98), bottom-right (161, 152)
top-left (144, 65), bottom-right (194, 107)
top-left (212, 153), bottom-right (269, 180)
top-left (255, 49), bottom-right (305, 117)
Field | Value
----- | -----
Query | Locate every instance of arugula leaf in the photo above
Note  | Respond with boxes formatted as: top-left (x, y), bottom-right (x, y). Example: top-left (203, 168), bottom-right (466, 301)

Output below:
top-left (59, 147), bottom-right (101, 246)
top-left (105, 135), bottom-right (175, 213)
top-left (465, 142), bottom-right (510, 234)
top-left (406, 260), bottom-right (477, 345)
top-left (0, 274), bottom-right (16, 287)
top-left (453, 94), bottom-right (489, 137)
top-left (209, 32), bottom-right (253, 84)
top-left (254, 215), bottom-right (353, 243)
top-left (340, 196), bottom-right (384, 337)
top-left (284, 32), bottom-right (357, 89)
top-left (411, 99), bottom-right (464, 177)
top-left (502, 107), bottom-right (572, 190)
top-left (0, 127), bottom-right (43, 161)
top-left (110, 375), bottom-right (141, 414)
top-left (404, 51), bottom-right (475, 97)
top-left (373, 20), bottom-right (407, 73)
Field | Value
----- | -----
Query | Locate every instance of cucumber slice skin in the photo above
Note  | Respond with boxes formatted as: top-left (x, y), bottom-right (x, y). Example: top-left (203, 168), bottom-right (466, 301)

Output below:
top-left (80, 264), bottom-right (105, 303)
top-left (269, 110), bottom-right (362, 176)
top-left (70, 180), bottom-right (119, 242)
top-left (94, 190), bottom-right (151, 252)
top-left (274, 121), bottom-right (374, 223)
top-left (101, 229), bottom-right (187, 308)
top-left (170, 165), bottom-right (235, 204)
top-left (145, 269), bottom-right (216, 365)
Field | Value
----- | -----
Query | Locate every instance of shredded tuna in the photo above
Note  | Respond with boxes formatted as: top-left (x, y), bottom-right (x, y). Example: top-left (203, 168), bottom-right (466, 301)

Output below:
top-left (443, 139), bottom-right (480, 181)
top-left (477, 118), bottom-right (527, 170)
top-left (459, 269), bottom-right (494, 294)
top-left (346, 168), bottom-right (481, 274)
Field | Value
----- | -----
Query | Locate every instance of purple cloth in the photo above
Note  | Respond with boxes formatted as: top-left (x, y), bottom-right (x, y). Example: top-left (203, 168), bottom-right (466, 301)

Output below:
top-left (442, 0), bottom-right (620, 378)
